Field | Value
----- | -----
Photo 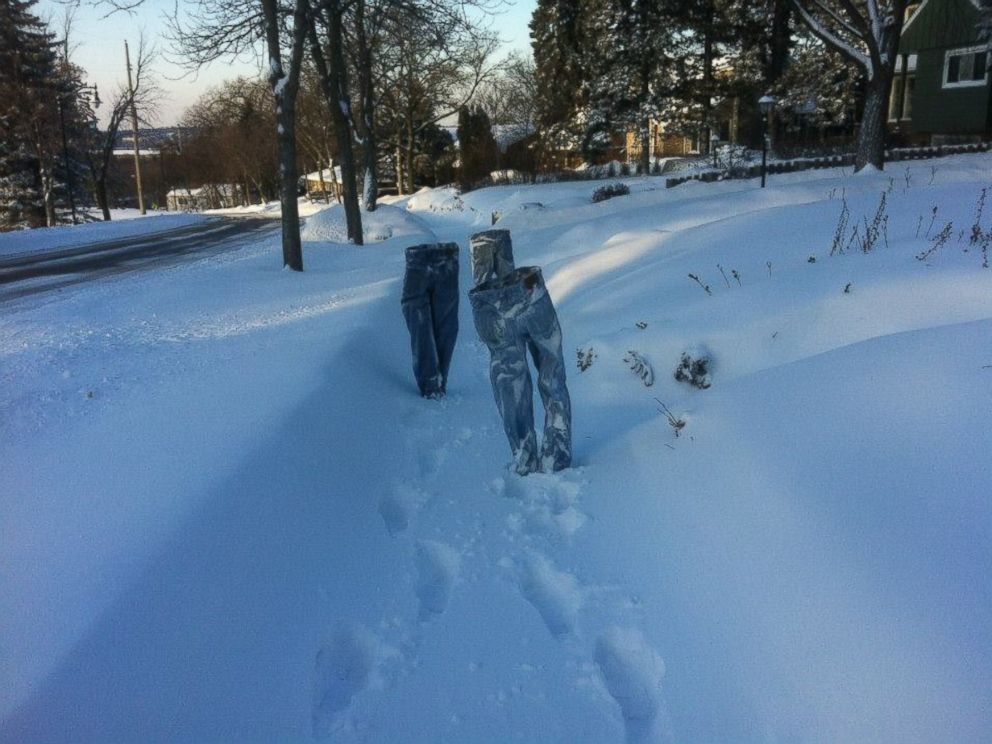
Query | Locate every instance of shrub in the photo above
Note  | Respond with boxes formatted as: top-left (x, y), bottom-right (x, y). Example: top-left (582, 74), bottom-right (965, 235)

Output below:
top-left (591, 183), bottom-right (630, 203)
top-left (674, 349), bottom-right (712, 389)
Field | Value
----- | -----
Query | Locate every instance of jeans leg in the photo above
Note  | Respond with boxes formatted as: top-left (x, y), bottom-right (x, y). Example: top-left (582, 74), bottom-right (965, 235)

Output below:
top-left (401, 266), bottom-right (442, 396)
top-left (472, 302), bottom-right (540, 474)
top-left (430, 259), bottom-right (459, 393)
top-left (525, 292), bottom-right (572, 472)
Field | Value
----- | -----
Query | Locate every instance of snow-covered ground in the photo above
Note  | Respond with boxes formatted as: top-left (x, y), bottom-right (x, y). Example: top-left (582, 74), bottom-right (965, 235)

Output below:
top-left (2, 156), bottom-right (990, 743)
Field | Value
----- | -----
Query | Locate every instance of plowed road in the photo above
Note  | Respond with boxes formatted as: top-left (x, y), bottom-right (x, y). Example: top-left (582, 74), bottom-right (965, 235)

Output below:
top-left (0, 217), bottom-right (277, 302)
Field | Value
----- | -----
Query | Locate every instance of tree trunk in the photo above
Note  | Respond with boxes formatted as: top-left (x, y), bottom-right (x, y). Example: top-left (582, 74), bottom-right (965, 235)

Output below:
top-left (395, 144), bottom-right (405, 195)
top-left (404, 116), bottom-right (415, 193)
top-left (767, 0), bottom-right (792, 86)
top-left (95, 176), bottom-right (111, 221)
top-left (262, 0), bottom-right (306, 271)
top-left (639, 116), bottom-right (650, 175)
top-left (855, 13), bottom-right (902, 172)
top-left (855, 75), bottom-right (892, 171)
top-left (309, 3), bottom-right (363, 244)
top-left (355, 0), bottom-right (379, 212)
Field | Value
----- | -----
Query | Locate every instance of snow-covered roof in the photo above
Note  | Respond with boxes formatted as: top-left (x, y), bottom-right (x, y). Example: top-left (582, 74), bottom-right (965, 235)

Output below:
top-left (304, 167), bottom-right (343, 181)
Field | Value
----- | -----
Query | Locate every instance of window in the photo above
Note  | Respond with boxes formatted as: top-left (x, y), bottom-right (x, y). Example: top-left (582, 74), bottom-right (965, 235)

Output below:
top-left (943, 47), bottom-right (990, 88)
top-left (889, 55), bottom-right (917, 121)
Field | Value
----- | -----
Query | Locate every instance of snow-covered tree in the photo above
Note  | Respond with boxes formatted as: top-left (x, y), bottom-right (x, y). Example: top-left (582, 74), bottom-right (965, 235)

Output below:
top-left (791, 0), bottom-right (908, 170)
top-left (581, 0), bottom-right (686, 168)
top-left (0, 0), bottom-right (60, 229)
top-left (530, 0), bottom-right (586, 153)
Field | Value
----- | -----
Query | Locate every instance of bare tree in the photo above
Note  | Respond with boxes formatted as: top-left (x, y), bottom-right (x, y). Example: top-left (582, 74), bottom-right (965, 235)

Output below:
top-left (475, 52), bottom-right (537, 170)
top-left (169, 0), bottom-right (309, 269)
top-left (792, 0), bottom-right (907, 170)
top-left (86, 34), bottom-right (160, 220)
top-left (376, 2), bottom-right (500, 193)
top-left (182, 78), bottom-right (280, 203)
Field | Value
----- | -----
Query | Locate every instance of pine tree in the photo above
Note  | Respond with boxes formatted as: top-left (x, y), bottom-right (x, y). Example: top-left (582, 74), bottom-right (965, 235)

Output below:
top-left (0, 0), bottom-right (60, 229)
top-left (457, 105), bottom-right (498, 189)
top-left (582, 0), bottom-right (683, 167)
top-left (530, 0), bottom-right (587, 165)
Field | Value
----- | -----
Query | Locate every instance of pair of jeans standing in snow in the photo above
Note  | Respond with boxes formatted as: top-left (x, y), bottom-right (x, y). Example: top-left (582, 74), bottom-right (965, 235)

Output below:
top-left (401, 242), bottom-right (459, 398)
top-left (470, 261), bottom-right (572, 475)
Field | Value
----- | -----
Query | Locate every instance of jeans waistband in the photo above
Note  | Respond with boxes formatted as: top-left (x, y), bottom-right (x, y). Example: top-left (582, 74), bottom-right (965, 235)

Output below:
top-left (469, 266), bottom-right (544, 306)
top-left (405, 242), bottom-right (459, 265)
top-left (470, 229), bottom-right (511, 245)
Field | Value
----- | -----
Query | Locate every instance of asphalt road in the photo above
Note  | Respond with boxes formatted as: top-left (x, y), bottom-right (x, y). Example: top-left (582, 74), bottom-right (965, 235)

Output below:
top-left (0, 217), bottom-right (278, 303)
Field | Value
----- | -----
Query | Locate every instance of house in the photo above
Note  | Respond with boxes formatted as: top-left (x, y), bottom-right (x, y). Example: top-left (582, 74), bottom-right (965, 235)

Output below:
top-left (625, 122), bottom-right (697, 163)
top-left (304, 167), bottom-right (344, 200)
top-left (166, 184), bottom-right (245, 211)
top-left (891, 0), bottom-right (992, 143)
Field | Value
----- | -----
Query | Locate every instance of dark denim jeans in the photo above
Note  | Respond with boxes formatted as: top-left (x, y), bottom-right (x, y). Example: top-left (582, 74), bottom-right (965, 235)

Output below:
top-left (401, 242), bottom-right (459, 397)
top-left (470, 266), bottom-right (572, 474)
top-left (469, 229), bottom-right (516, 286)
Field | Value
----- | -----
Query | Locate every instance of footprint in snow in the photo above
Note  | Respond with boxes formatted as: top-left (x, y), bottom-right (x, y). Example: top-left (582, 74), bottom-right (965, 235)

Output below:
top-left (518, 550), bottom-right (583, 638)
top-left (378, 482), bottom-right (429, 536)
top-left (415, 539), bottom-right (460, 620)
top-left (412, 426), bottom-right (474, 479)
top-left (499, 470), bottom-right (588, 539)
top-left (594, 626), bottom-right (667, 743)
top-left (312, 626), bottom-right (391, 738)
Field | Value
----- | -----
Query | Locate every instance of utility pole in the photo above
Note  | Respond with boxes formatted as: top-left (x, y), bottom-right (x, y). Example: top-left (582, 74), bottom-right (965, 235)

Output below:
top-left (125, 40), bottom-right (146, 214)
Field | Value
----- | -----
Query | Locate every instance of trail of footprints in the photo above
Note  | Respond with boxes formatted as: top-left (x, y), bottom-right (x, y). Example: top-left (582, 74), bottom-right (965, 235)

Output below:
top-left (312, 402), bottom-right (669, 742)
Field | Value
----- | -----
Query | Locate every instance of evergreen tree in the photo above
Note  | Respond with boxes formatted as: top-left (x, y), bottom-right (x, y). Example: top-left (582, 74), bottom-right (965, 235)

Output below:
top-left (582, 0), bottom-right (683, 168)
top-left (457, 104), bottom-right (498, 188)
top-left (0, 0), bottom-right (60, 229)
top-left (530, 0), bottom-right (586, 165)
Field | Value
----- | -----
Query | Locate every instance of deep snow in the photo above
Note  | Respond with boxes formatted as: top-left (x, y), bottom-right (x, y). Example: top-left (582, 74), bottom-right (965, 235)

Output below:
top-left (2, 155), bottom-right (991, 743)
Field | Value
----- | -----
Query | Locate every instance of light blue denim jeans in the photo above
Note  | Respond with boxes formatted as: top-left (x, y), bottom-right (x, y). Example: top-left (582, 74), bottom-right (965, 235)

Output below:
top-left (401, 242), bottom-right (459, 397)
top-left (469, 229), bottom-right (516, 287)
top-left (470, 266), bottom-right (572, 474)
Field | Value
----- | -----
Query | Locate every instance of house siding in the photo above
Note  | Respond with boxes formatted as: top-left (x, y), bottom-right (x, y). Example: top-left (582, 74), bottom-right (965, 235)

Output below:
top-left (911, 49), bottom-right (992, 133)
top-left (899, 0), bottom-right (992, 137)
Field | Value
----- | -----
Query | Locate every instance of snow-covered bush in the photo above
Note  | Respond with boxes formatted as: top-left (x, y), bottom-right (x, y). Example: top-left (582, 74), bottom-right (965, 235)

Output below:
top-left (591, 183), bottom-right (630, 203)
top-left (674, 347), bottom-right (712, 389)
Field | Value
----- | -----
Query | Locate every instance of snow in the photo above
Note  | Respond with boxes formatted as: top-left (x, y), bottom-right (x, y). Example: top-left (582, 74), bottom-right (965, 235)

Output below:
top-left (2, 154), bottom-right (991, 743)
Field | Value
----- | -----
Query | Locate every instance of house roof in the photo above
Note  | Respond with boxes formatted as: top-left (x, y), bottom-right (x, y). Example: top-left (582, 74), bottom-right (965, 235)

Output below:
top-left (304, 167), bottom-right (343, 181)
top-left (902, 0), bottom-right (987, 51)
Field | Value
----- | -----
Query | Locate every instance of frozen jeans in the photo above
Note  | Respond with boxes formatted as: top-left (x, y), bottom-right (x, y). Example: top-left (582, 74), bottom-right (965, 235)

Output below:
top-left (469, 229), bottom-right (516, 286)
top-left (401, 242), bottom-right (459, 397)
top-left (470, 266), bottom-right (572, 474)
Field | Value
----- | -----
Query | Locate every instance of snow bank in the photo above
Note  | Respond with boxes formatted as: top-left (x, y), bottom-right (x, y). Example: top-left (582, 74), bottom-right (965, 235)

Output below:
top-left (301, 202), bottom-right (436, 245)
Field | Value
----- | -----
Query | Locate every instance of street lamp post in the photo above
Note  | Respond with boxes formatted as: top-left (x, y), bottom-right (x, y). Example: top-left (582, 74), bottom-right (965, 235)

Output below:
top-left (758, 94), bottom-right (777, 188)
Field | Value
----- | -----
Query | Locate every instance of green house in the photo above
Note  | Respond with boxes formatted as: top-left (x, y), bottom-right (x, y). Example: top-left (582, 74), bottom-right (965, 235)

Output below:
top-left (890, 0), bottom-right (992, 143)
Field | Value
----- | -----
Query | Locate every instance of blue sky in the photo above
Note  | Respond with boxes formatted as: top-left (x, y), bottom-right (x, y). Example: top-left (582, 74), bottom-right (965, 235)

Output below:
top-left (38, 0), bottom-right (535, 127)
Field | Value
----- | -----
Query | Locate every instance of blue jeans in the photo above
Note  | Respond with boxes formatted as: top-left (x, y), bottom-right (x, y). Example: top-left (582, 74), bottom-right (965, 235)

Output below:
top-left (401, 242), bottom-right (459, 397)
top-left (469, 229), bottom-right (516, 286)
top-left (470, 266), bottom-right (572, 474)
